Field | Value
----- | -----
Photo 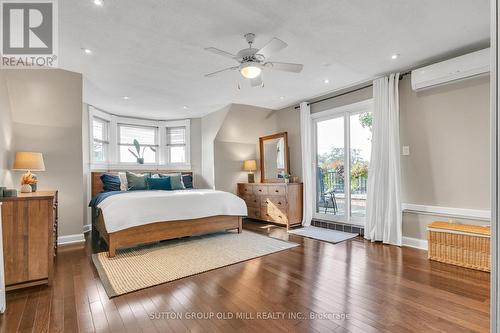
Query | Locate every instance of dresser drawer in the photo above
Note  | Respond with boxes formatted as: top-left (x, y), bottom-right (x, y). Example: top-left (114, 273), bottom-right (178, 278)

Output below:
top-left (247, 207), bottom-right (260, 219)
top-left (268, 185), bottom-right (286, 196)
top-left (261, 196), bottom-right (287, 210)
top-left (238, 184), bottom-right (254, 195)
top-left (260, 207), bottom-right (288, 225)
top-left (244, 195), bottom-right (260, 208)
top-left (253, 185), bottom-right (268, 195)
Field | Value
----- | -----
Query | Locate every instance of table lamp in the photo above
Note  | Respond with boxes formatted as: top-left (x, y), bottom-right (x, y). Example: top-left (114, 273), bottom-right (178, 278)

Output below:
top-left (243, 159), bottom-right (257, 183)
top-left (13, 152), bottom-right (45, 192)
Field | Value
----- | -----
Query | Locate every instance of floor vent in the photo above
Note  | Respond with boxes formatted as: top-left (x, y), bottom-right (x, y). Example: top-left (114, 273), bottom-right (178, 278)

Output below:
top-left (311, 220), bottom-right (364, 236)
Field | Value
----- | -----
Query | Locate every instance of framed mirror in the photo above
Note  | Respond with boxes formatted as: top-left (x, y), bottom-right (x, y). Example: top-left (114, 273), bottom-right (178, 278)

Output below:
top-left (259, 132), bottom-right (289, 183)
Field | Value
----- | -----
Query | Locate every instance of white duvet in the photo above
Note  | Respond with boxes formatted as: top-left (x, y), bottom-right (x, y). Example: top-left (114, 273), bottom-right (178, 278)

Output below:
top-left (97, 189), bottom-right (247, 233)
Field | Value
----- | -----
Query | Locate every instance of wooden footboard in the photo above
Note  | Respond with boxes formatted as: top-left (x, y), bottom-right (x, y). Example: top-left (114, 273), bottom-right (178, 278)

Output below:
top-left (96, 214), bottom-right (242, 257)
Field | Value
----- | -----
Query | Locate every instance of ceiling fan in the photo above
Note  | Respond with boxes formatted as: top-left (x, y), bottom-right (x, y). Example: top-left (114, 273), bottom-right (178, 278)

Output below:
top-left (204, 33), bottom-right (303, 87)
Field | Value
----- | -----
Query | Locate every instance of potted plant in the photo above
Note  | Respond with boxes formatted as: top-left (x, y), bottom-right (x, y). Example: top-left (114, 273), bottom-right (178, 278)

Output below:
top-left (128, 139), bottom-right (156, 164)
top-left (284, 173), bottom-right (291, 184)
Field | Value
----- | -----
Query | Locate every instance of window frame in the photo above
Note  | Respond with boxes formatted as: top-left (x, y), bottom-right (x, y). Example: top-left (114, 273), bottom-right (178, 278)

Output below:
top-left (91, 116), bottom-right (110, 165)
top-left (162, 121), bottom-right (191, 166)
top-left (311, 99), bottom-right (373, 226)
top-left (88, 106), bottom-right (191, 170)
top-left (117, 122), bottom-right (159, 165)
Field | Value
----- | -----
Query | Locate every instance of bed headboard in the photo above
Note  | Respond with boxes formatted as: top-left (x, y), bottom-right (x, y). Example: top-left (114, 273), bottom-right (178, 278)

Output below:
top-left (91, 170), bottom-right (194, 198)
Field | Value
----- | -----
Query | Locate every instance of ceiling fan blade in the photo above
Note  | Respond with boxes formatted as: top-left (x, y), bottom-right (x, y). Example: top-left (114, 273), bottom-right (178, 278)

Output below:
top-left (204, 47), bottom-right (238, 60)
top-left (204, 66), bottom-right (238, 77)
top-left (265, 62), bottom-right (303, 73)
top-left (250, 75), bottom-right (263, 88)
top-left (256, 38), bottom-right (288, 59)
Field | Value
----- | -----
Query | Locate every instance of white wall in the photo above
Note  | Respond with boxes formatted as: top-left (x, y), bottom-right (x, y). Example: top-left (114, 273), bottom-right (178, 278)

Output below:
top-left (5, 69), bottom-right (85, 237)
top-left (0, 71), bottom-right (13, 188)
top-left (200, 105), bottom-right (230, 189)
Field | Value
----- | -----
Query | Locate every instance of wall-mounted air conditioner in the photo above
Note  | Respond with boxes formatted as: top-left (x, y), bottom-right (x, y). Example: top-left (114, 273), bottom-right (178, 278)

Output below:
top-left (411, 48), bottom-right (490, 91)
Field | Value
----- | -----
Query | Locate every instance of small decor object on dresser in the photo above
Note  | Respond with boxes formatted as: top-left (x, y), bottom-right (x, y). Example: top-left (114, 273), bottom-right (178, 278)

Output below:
top-left (3, 189), bottom-right (17, 197)
top-left (0, 187), bottom-right (5, 197)
top-left (13, 151), bottom-right (45, 192)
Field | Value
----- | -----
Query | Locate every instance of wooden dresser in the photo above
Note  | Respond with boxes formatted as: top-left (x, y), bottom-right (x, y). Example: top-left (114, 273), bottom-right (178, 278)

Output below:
top-left (0, 191), bottom-right (58, 290)
top-left (237, 183), bottom-right (303, 228)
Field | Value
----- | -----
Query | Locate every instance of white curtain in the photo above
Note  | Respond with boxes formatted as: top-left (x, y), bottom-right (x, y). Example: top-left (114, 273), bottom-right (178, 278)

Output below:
top-left (300, 102), bottom-right (313, 226)
top-left (365, 73), bottom-right (402, 246)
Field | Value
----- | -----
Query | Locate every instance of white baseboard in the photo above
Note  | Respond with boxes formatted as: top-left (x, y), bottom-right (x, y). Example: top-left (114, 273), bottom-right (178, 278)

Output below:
top-left (402, 236), bottom-right (428, 250)
top-left (58, 233), bottom-right (85, 245)
top-left (83, 224), bottom-right (92, 233)
top-left (402, 203), bottom-right (490, 221)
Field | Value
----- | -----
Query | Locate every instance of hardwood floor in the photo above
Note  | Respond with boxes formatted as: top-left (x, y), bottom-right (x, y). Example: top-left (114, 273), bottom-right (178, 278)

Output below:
top-left (0, 220), bottom-right (490, 333)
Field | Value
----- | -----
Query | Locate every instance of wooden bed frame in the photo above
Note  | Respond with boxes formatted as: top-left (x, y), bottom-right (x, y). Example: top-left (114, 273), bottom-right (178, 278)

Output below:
top-left (91, 171), bottom-right (243, 257)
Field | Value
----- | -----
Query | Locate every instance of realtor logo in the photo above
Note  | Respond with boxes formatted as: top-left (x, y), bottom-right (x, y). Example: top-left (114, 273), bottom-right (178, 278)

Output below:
top-left (1, 0), bottom-right (58, 67)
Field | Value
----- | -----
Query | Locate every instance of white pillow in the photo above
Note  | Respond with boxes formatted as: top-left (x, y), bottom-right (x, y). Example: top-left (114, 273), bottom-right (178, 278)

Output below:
top-left (118, 172), bottom-right (128, 191)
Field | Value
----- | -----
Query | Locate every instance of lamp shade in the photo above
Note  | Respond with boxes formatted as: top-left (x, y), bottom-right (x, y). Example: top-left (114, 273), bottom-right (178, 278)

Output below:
top-left (13, 152), bottom-right (45, 171)
top-left (243, 159), bottom-right (257, 172)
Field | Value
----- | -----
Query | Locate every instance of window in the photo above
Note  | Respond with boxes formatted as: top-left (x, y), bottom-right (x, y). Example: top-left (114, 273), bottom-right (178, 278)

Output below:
top-left (92, 117), bottom-right (109, 163)
top-left (313, 99), bottom-right (373, 225)
top-left (88, 106), bottom-right (191, 169)
top-left (118, 124), bottom-right (158, 164)
top-left (166, 127), bottom-right (186, 164)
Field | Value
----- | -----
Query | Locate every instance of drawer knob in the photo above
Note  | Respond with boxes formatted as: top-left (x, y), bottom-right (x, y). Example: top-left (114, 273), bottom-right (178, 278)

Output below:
top-left (259, 189), bottom-right (262, 192)
top-left (278, 202), bottom-right (282, 205)
top-left (275, 190), bottom-right (279, 193)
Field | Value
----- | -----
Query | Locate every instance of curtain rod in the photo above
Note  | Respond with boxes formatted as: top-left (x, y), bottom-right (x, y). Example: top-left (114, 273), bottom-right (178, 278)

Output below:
top-left (293, 71), bottom-right (411, 110)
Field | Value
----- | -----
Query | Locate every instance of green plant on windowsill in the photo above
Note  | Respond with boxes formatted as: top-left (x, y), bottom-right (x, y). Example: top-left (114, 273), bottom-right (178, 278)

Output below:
top-left (128, 139), bottom-right (156, 164)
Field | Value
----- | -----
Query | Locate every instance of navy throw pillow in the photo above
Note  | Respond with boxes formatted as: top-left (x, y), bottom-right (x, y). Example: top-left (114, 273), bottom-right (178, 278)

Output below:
top-left (100, 174), bottom-right (121, 192)
top-left (182, 174), bottom-right (193, 189)
top-left (146, 177), bottom-right (171, 190)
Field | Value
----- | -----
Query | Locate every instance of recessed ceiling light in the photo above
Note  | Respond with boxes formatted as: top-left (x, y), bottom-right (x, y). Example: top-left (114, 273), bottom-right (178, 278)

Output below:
top-left (123, 96), bottom-right (130, 100)
top-left (279, 96), bottom-right (285, 100)
top-left (183, 106), bottom-right (189, 109)
top-left (324, 79), bottom-right (330, 84)
top-left (94, 0), bottom-right (104, 6)
top-left (391, 53), bottom-right (400, 60)
top-left (82, 48), bottom-right (92, 54)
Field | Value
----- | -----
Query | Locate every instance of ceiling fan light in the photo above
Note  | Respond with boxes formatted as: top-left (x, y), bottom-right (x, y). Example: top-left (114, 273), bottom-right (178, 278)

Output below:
top-left (240, 62), bottom-right (262, 79)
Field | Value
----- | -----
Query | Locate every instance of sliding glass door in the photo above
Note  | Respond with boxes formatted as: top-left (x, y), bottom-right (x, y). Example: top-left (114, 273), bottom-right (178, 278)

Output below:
top-left (312, 100), bottom-right (373, 225)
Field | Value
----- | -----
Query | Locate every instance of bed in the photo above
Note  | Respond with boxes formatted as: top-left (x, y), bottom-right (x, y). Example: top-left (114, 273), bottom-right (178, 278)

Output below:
top-left (90, 171), bottom-right (247, 257)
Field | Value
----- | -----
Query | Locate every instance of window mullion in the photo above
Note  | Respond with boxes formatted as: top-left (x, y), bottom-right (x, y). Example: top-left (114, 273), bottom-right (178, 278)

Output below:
top-left (345, 112), bottom-right (351, 223)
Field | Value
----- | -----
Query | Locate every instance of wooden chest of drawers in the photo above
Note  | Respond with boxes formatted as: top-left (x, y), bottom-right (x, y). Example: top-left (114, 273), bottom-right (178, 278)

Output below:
top-left (237, 183), bottom-right (303, 228)
top-left (0, 191), bottom-right (58, 290)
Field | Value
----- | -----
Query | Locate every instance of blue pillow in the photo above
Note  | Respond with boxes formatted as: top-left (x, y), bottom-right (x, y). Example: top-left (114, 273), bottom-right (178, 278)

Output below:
top-left (146, 177), bottom-right (171, 190)
top-left (101, 174), bottom-right (121, 192)
top-left (182, 174), bottom-right (193, 189)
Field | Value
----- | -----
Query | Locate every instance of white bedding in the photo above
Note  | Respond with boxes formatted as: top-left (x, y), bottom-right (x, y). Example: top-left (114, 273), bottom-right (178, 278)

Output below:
top-left (97, 189), bottom-right (247, 233)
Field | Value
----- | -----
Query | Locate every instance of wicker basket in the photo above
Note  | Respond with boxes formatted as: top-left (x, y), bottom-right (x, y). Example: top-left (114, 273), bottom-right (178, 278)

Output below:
top-left (427, 222), bottom-right (491, 272)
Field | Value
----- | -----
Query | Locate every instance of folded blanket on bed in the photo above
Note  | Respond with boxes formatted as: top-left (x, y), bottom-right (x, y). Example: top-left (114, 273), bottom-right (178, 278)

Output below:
top-left (95, 189), bottom-right (247, 233)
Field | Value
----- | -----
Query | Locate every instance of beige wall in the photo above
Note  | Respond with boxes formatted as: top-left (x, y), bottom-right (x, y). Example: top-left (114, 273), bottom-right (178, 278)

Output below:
top-left (0, 71), bottom-right (14, 188)
top-left (200, 105), bottom-right (230, 189)
top-left (190, 118), bottom-right (203, 187)
top-left (5, 69), bottom-right (85, 237)
top-left (399, 75), bottom-right (490, 210)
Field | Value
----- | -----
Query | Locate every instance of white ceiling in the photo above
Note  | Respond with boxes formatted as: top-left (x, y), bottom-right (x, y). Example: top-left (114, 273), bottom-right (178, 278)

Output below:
top-left (59, 0), bottom-right (490, 119)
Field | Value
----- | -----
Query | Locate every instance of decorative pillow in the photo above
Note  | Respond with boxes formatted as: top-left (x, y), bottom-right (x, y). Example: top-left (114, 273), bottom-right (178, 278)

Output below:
top-left (100, 174), bottom-right (121, 192)
top-left (146, 177), bottom-right (171, 190)
top-left (126, 171), bottom-right (149, 191)
top-left (159, 173), bottom-right (185, 190)
top-left (182, 174), bottom-right (193, 189)
top-left (118, 172), bottom-right (128, 191)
